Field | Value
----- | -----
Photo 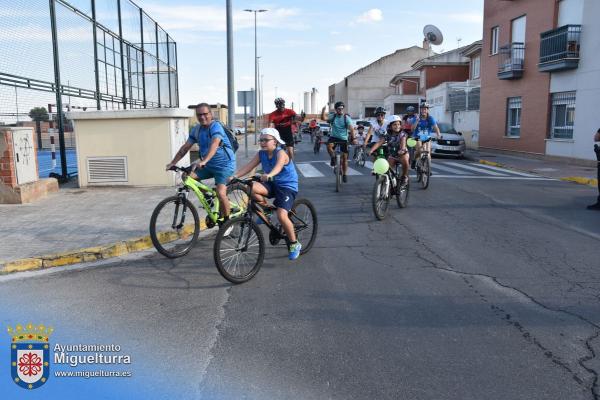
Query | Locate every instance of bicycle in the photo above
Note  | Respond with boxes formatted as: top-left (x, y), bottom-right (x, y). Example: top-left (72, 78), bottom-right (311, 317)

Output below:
top-left (313, 136), bottom-right (322, 154)
top-left (149, 166), bottom-right (249, 258)
top-left (410, 134), bottom-right (435, 189)
top-left (330, 141), bottom-right (347, 192)
top-left (353, 145), bottom-right (366, 167)
top-left (371, 143), bottom-right (409, 220)
top-left (213, 176), bottom-right (318, 284)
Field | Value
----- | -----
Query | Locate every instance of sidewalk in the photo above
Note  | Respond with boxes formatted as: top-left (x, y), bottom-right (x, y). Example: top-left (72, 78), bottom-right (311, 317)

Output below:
top-left (0, 140), bottom-right (260, 274)
top-left (466, 148), bottom-right (599, 187)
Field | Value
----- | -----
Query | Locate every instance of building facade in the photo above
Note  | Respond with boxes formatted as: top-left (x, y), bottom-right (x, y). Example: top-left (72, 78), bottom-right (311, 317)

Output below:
top-left (480, 0), bottom-right (599, 161)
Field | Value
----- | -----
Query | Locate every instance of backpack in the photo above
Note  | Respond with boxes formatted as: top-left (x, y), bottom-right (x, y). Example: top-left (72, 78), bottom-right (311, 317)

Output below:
top-left (215, 121), bottom-right (239, 153)
top-left (329, 113), bottom-right (349, 129)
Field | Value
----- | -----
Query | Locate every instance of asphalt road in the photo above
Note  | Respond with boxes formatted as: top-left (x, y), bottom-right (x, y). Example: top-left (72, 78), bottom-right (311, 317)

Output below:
top-left (2, 138), bottom-right (599, 400)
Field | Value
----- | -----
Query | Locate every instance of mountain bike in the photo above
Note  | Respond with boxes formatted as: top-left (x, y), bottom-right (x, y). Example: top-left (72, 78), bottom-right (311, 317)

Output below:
top-left (330, 141), bottom-right (347, 192)
top-left (372, 143), bottom-right (409, 221)
top-left (213, 176), bottom-right (318, 284)
top-left (412, 135), bottom-right (435, 189)
top-left (149, 166), bottom-right (248, 258)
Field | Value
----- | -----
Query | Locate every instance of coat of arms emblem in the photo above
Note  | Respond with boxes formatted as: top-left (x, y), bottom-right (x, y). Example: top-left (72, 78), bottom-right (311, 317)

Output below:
top-left (7, 323), bottom-right (53, 389)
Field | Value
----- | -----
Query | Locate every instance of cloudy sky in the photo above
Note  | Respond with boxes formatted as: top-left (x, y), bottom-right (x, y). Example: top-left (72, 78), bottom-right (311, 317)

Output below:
top-left (138, 0), bottom-right (484, 113)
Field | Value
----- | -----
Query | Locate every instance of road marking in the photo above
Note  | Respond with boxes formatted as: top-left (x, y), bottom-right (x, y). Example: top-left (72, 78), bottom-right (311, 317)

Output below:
top-left (445, 162), bottom-right (508, 176)
top-left (296, 163), bottom-right (324, 178)
top-left (472, 163), bottom-right (539, 177)
top-left (364, 161), bottom-right (374, 169)
top-left (432, 163), bottom-right (469, 175)
top-left (431, 175), bottom-right (555, 180)
top-left (346, 167), bottom-right (362, 176)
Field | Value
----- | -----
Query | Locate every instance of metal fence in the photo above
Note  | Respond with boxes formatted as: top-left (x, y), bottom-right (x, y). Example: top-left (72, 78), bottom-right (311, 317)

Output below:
top-left (448, 87), bottom-right (480, 112)
top-left (0, 0), bottom-right (178, 179)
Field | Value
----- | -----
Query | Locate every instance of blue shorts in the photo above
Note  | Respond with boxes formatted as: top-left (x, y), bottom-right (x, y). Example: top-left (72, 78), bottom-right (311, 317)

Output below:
top-left (260, 181), bottom-right (297, 211)
top-left (194, 165), bottom-right (233, 185)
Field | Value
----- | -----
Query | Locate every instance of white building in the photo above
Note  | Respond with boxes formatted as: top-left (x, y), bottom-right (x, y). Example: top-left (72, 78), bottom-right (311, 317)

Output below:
top-left (328, 46), bottom-right (430, 118)
top-left (544, 0), bottom-right (600, 161)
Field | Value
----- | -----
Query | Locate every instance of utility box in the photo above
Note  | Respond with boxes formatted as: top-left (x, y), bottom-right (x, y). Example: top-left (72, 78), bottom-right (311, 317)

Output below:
top-left (67, 109), bottom-right (193, 187)
top-left (0, 127), bottom-right (58, 204)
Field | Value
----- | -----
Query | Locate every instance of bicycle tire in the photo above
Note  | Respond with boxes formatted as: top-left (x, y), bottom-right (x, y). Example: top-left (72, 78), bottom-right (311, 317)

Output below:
top-left (226, 182), bottom-right (250, 216)
top-left (372, 175), bottom-right (390, 220)
top-left (213, 217), bottom-right (265, 284)
top-left (289, 198), bottom-right (318, 254)
top-left (335, 153), bottom-right (341, 192)
top-left (358, 150), bottom-right (366, 168)
top-left (149, 195), bottom-right (200, 258)
top-left (421, 157), bottom-right (430, 189)
top-left (396, 178), bottom-right (409, 208)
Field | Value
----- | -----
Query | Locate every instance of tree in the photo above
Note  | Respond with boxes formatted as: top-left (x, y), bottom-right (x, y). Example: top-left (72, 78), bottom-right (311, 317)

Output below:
top-left (29, 107), bottom-right (49, 150)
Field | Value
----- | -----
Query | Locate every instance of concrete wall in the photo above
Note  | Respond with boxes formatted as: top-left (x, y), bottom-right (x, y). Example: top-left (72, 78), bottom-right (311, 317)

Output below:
top-left (546, 0), bottom-right (600, 161)
top-left (480, 0), bottom-right (555, 154)
top-left (454, 111), bottom-right (481, 149)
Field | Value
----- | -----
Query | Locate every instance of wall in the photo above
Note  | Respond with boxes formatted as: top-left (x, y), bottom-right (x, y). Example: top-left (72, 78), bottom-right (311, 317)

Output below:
top-left (454, 110), bottom-right (481, 149)
top-left (424, 65), bottom-right (470, 92)
top-left (480, 0), bottom-right (555, 154)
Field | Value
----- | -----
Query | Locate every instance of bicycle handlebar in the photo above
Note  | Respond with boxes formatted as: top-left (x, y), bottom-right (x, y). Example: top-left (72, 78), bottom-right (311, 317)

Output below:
top-left (227, 175), bottom-right (261, 186)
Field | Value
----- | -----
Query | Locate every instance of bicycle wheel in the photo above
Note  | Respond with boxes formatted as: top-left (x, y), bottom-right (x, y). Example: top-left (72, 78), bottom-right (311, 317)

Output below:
top-left (226, 183), bottom-right (250, 216)
top-left (372, 175), bottom-right (390, 220)
top-left (396, 176), bottom-right (409, 208)
top-left (421, 157), bottom-right (431, 189)
top-left (289, 198), bottom-right (318, 254)
top-left (335, 153), bottom-right (342, 192)
top-left (357, 150), bottom-right (366, 168)
top-left (149, 195), bottom-right (199, 258)
top-left (213, 217), bottom-right (265, 284)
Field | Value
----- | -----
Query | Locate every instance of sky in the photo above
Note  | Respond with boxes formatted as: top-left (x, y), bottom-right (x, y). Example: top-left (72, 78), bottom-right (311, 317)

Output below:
top-left (132, 0), bottom-right (484, 114)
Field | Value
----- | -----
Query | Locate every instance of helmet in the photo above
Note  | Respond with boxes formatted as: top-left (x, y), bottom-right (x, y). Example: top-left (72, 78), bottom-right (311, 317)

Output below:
top-left (389, 115), bottom-right (402, 123)
top-left (334, 101), bottom-right (345, 109)
top-left (406, 106), bottom-right (416, 113)
top-left (421, 102), bottom-right (431, 109)
top-left (274, 97), bottom-right (285, 106)
top-left (374, 106), bottom-right (386, 115)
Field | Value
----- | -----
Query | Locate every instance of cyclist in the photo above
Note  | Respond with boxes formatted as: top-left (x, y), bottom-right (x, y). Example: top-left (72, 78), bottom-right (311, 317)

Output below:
top-left (308, 119), bottom-right (319, 142)
top-left (411, 103), bottom-right (441, 170)
top-left (166, 102), bottom-right (235, 222)
top-left (269, 98), bottom-right (297, 160)
top-left (403, 106), bottom-right (418, 168)
top-left (353, 124), bottom-right (367, 159)
top-left (368, 115), bottom-right (409, 186)
top-left (321, 102), bottom-right (355, 182)
top-left (231, 128), bottom-right (302, 260)
top-left (365, 106), bottom-right (388, 158)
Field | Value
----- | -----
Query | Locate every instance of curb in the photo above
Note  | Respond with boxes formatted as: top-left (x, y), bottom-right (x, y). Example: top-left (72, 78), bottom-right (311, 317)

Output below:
top-left (476, 159), bottom-right (597, 187)
top-left (0, 220), bottom-right (209, 275)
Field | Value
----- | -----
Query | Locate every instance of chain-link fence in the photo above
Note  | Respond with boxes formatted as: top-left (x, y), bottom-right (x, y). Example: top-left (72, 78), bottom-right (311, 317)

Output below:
top-left (0, 0), bottom-right (178, 179)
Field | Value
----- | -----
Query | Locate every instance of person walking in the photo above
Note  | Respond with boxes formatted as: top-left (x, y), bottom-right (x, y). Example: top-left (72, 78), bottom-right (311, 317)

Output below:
top-left (587, 128), bottom-right (600, 210)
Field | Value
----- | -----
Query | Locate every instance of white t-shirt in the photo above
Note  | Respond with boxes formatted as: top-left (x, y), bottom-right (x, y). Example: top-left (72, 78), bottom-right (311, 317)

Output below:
top-left (355, 132), bottom-right (366, 145)
top-left (369, 119), bottom-right (388, 143)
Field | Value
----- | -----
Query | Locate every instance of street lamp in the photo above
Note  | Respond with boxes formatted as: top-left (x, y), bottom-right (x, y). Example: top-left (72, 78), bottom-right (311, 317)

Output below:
top-left (244, 9), bottom-right (267, 138)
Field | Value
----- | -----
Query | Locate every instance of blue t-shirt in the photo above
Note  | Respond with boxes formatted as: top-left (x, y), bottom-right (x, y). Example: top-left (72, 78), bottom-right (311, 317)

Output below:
top-left (259, 148), bottom-right (298, 192)
top-left (328, 112), bottom-right (353, 140)
top-left (187, 122), bottom-right (235, 171)
top-left (414, 115), bottom-right (437, 137)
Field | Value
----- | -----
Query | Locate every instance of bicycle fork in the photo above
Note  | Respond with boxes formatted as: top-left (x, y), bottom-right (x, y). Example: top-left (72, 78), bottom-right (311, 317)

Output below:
top-left (173, 191), bottom-right (189, 229)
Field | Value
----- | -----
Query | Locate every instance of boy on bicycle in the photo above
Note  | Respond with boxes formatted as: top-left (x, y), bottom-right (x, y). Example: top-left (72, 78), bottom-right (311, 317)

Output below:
top-left (231, 128), bottom-right (302, 260)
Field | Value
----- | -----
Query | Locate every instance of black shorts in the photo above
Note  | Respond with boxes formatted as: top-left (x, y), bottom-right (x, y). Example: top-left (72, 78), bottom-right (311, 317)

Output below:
top-left (327, 137), bottom-right (349, 154)
top-left (277, 126), bottom-right (294, 147)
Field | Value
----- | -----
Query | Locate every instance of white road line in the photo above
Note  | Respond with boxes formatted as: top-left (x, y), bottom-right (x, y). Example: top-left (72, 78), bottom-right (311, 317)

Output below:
top-left (364, 161), bottom-right (374, 169)
top-left (431, 175), bottom-right (555, 180)
top-left (296, 163), bottom-right (325, 178)
top-left (445, 162), bottom-right (508, 176)
top-left (346, 167), bottom-right (362, 176)
top-left (471, 163), bottom-right (539, 177)
top-left (433, 163), bottom-right (469, 175)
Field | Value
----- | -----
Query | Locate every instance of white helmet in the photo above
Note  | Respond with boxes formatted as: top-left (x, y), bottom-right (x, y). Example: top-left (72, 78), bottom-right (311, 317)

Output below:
top-left (388, 115), bottom-right (402, 123)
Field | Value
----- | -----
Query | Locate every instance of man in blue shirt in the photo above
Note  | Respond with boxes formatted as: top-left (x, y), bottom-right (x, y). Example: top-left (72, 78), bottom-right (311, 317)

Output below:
top-left (166, 103), bottom-right (236, 220)
top-left (320, 102), bottom-right (355, 182)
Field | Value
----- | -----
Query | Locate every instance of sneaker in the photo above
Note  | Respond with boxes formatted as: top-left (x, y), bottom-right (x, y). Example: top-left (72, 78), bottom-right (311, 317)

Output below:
top-left (342, 175), bottom-right (348, 183)
top-left (288, 242), bottom-right (302, 260)
top-left (587, 202), bottom-right (600, 210)
top-left (330, 157), bottom-right (336, 167)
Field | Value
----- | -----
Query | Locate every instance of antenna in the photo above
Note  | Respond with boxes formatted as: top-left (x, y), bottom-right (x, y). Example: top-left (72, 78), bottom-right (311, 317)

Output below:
top-left (457, 37), bottom-right (462, 48)
top-left (423, 24), bottom-right (444, 56)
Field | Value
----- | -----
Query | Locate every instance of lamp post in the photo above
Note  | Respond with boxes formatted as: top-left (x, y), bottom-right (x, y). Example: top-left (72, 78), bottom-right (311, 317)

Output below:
top-left (244, 9), bottom-right (267, 141)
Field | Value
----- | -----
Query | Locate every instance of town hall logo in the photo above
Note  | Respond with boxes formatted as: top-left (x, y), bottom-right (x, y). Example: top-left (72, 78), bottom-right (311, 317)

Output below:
top-left (7, 323), bottom-right (53, 390)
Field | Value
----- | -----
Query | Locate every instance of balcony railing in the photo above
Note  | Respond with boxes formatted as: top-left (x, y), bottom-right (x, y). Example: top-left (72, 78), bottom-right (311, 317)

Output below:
top-left (497, 42), bottom-right (525, 79)
top-left (539, 25), bottom-right (581, 72)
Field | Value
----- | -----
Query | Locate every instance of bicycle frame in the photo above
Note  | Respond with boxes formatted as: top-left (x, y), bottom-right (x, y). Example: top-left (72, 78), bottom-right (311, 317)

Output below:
top-left (182, 176), bottom-right (223, 225)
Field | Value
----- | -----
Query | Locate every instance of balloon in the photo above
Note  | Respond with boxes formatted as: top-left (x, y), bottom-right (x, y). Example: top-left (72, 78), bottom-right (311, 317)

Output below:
top-left (406, 138), bottom-right (417, 148)
top-left (373, 158), bottom-right (389, 175)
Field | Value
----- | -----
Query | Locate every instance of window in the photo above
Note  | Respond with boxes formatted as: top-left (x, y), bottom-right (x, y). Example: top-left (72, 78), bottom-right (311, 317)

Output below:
top-left (491, 26), bottom-right (499, 55)
top-left (550, 92), bottom-right (576, 139)
top-left (471, 55), bottom-right (480, 79)
top-left (364, 107), bottom-right (376, 118)
top-left (506, 97), bottom-right (521, 137)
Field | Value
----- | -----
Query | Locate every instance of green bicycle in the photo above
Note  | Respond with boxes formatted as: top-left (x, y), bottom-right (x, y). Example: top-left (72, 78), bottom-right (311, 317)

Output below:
top-left (149, 165), bottom-right (249, 258)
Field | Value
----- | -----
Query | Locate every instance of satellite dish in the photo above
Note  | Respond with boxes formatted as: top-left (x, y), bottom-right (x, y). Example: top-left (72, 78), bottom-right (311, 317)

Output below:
top-left (423, 25), bottom-right (444, 46)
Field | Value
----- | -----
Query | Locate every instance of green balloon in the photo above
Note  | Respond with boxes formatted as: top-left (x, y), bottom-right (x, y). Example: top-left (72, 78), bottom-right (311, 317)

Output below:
top-left (407, 138), bottom-right (417, 148)
top-left (373, 158), bottom-right (389, 174)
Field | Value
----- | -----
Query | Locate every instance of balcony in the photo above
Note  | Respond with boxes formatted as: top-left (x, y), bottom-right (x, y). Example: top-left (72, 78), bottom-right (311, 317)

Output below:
top-left (538, 25), bottom-right (581, 72)
top-left (497, 42), bottom-right (525, 79)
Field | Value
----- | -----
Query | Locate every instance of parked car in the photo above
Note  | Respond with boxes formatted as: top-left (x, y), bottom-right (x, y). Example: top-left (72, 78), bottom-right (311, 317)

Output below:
top-left (300, 122), bottom-right (310, 134)
top-left (319, 122), bottom-right (331, 136)
top-left (431, 122), bottom-right (466, 158)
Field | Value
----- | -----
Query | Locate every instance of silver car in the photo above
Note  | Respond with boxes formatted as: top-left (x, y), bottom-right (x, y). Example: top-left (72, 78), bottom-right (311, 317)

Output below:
top-left (319, 122), bottom-right (331, 136)
top-left (431, 122), bottom-right (466, 158)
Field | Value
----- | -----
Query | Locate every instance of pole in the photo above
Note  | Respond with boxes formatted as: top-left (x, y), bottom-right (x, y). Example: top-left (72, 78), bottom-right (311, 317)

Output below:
top-left (253, 11), bottom-right (258, 143)
top-left (244, 92), bottom-right (248, 158)
top-left (226, 0), bottom-right (235, 128)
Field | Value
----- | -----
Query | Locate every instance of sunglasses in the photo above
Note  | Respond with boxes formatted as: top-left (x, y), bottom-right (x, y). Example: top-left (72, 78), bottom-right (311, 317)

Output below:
top-left (336, 107), bottom-right (344, 110)
top-left (259, 138), bottom-right (275, 143)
